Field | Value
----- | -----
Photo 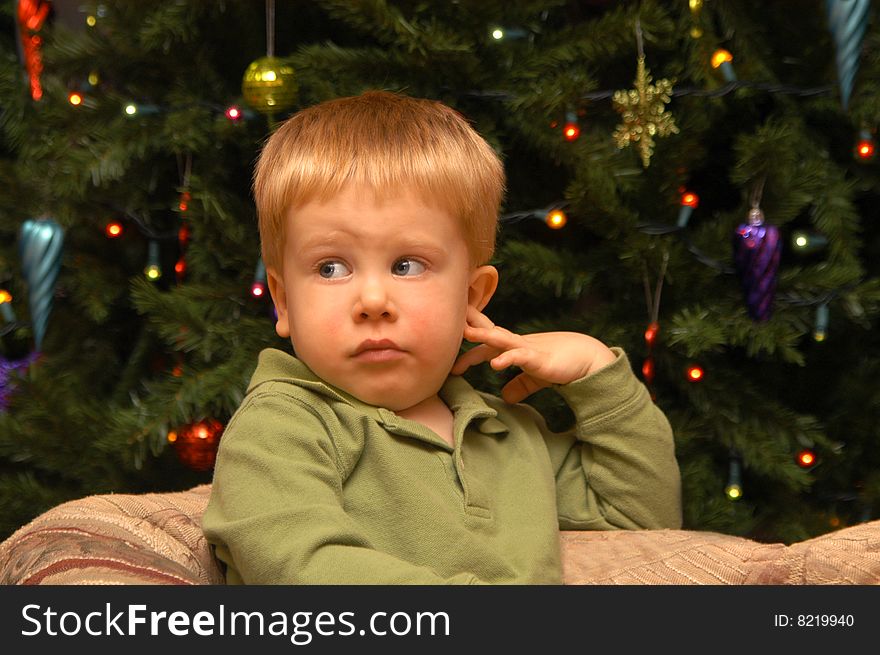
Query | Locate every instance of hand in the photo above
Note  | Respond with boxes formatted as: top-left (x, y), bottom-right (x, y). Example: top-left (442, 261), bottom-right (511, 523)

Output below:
top-left (451, 306), bottom-right (617, 404)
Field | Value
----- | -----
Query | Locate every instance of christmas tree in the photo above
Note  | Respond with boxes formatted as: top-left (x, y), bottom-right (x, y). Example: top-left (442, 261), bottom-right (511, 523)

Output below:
top-left (1, 0), bottom-right (878, 544)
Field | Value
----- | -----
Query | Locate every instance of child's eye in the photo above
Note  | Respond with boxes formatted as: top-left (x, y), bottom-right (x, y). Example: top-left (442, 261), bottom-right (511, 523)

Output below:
top-left (392, 258), bottom-right (426, 277)
top-left (317, 261), bottom-right (351, 279)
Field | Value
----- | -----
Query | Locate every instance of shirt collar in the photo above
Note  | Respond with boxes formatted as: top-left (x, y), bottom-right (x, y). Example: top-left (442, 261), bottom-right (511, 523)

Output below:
top-left (249, 348), bottom-right (509, 437)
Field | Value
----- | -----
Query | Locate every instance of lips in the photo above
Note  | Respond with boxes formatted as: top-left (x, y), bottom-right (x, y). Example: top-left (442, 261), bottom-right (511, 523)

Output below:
top-left (352, 339), bottom-right (406, 363)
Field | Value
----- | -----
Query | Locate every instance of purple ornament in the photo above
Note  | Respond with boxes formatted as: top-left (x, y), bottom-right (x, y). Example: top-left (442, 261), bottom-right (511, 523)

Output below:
top-left (0, 353), bottom-right (38, 412)
top-left (733, 208), bottom-right (781, 322)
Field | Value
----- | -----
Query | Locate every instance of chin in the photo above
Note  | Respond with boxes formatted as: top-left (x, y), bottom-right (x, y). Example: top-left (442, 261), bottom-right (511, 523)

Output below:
top-left (352, 387), bottom-right (423, 411)
top-left (341, 375), bottom-right (438, 411)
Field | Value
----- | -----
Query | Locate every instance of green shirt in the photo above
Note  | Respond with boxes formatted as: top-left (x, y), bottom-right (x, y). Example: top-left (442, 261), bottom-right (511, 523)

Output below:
top-left (202, 347), bottom-right (681, 584)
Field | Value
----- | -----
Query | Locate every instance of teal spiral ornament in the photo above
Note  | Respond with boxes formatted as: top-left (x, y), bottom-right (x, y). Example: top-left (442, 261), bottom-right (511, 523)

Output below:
top-left (826, 0), bottom-right (871, 110)
top-left (19, 218), bottom-right (65, 351)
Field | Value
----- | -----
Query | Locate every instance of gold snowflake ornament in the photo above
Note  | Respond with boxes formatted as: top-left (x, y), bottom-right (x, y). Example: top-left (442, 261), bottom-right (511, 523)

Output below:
top-left (612, 56), bottom-right (679, 167)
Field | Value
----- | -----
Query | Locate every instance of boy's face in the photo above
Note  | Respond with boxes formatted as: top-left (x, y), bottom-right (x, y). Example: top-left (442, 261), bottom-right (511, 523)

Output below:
top-left (267, 185), bottom-right (497, 412)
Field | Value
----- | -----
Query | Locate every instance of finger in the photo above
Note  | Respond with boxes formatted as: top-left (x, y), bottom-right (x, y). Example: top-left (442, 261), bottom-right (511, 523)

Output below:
top-left (501, 373), bottom-right (550, 404)
top-left (451, 344), bottom-right (502, 375)
top-left (463, 324), bottom-right (523, 351)
top-left (489, 346), bottom-right (545, 374)
top-left (466, 305), bottom-right (495, 330)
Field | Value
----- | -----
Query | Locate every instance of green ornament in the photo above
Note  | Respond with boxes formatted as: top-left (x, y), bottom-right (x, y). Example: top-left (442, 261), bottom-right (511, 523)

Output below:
top-left (241, 56), bottom-right (297, 117)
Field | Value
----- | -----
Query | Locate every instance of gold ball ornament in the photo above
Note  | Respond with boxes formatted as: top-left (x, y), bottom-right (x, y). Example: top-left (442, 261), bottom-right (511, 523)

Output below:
top-left (241, 56), bottom-right (297, 116)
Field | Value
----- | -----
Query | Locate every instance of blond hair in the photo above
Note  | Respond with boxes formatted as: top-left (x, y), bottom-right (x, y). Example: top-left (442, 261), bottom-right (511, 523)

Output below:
top-left (253, 90), bottom-right (505, 270)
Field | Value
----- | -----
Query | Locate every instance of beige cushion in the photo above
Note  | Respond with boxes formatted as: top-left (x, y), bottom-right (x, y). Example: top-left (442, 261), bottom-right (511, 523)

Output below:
top-left (560, 522), bottom-right (880, 584)
top-left (2, 484), bottom-right (879, 584)
top-left (0, 485), bottom-right (222, 585)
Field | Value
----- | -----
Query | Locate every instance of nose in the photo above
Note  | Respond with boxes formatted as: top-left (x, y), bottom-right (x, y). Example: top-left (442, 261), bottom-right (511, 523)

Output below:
top-left (352, 275), bottom-right (397, 322)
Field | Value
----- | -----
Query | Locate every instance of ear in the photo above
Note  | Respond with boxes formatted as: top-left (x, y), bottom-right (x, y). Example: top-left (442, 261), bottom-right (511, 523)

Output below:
top-left (266, 267), bottom-right (291, 338)
top-left (467, 265), bottom-right (499, 312)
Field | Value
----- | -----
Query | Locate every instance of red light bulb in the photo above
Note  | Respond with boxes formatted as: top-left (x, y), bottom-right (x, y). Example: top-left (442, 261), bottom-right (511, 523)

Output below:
top-left (686, 364), bottom-right (704, 382)
top-left (681, 191), bottom-right (699, 208)
top-left (105, 221), bottom-right (123, 238)
top-left (797, 449), bottom-right (816, 468)
top-left (175, 258), bottom-right (187, 282)
top-left (644, 322), bottom-right (659, 346)
top-left (563, 122), bottom-right (580, 141)
top-left (225, 105), bottom-right (242, 121)
top-left (251, 281), bottom-right (267, 298)
top-left (855, 129), bottom-right (875, 162)
top-left (68, 91), bottom-right (83, 106)
top-left (641, 358), bottom-right (655, 383)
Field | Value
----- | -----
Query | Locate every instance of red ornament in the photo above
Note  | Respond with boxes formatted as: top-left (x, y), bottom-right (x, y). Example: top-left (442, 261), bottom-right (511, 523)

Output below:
top-left (796, 449), bottom-right (816, 468)
top-left (168, 419), bottom-right (223, 471)
top-left (17, 0), bottom-right (50, 101)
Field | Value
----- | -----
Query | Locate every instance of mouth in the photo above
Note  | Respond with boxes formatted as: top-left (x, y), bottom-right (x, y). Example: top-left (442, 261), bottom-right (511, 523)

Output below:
top-left (352, 339), bottom-right (406, 363)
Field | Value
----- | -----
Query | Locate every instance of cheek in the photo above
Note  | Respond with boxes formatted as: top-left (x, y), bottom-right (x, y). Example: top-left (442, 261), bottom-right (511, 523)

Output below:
top-left (287, 290), bottom-right (346, 342)
top-left (405, 289), bottom-right (467, 342)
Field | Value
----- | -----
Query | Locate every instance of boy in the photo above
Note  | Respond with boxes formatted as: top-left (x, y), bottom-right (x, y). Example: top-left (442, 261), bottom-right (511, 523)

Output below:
top-left (202, 90), bottom-right (681, 584)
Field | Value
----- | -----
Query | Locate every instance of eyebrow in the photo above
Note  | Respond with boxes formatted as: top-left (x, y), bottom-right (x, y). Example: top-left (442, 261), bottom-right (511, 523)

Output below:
top-left (294, 231), bottom-right (451, 259)
top-left (293, 231), bottom-right (352, 257)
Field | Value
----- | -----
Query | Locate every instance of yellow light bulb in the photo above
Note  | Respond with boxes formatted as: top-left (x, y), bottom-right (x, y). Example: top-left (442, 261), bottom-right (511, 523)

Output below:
top-left (725, 484), bottom-right (742, 500)
top-left (711, 49), bottom-right (733, 68)
top-left (546, 210), bottom-right (567, 229)
top-left (145, 265), bottom-right (161, 280)
top-left (0, 290), bottom-right (12, 304)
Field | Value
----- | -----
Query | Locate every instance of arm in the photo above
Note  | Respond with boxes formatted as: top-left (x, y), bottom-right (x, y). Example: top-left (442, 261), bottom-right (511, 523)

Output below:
top-left (202, 391), bottom-right (486, 584)
top-left (452, 307), bottom-right (681, 531)
top-left (535, 349), bottom-right (682, 530)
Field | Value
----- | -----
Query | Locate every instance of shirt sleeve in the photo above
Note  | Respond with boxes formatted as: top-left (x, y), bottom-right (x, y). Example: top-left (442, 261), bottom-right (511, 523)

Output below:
top-left (202, 390), bottom-right (487, 584)
top-left (532, 347), bottom-right (682, 531)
